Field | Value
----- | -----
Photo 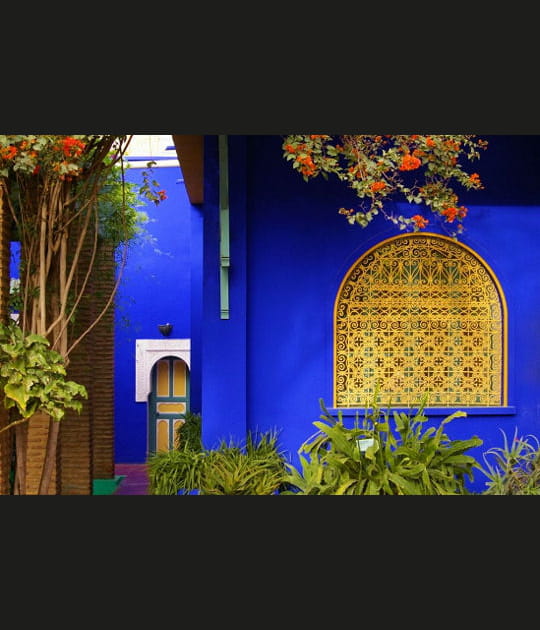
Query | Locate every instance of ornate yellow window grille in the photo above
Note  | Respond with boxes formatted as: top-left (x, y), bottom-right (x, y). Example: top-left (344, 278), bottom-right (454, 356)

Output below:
top-left (334, 234), bottom-right (507, 408)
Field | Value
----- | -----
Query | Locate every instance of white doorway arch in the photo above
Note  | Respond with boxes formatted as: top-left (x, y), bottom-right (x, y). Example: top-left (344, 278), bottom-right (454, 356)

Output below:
top-left (135, 338), bottom-right (190, 402)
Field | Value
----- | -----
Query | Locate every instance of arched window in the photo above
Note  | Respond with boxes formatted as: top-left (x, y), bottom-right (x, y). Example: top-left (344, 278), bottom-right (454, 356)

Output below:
top-left (334, 233), bottom-right (507, 408)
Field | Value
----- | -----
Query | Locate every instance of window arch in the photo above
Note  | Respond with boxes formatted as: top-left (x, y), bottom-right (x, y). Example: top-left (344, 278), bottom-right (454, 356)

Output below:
top-left (334, 233), bottom-right (507, 408)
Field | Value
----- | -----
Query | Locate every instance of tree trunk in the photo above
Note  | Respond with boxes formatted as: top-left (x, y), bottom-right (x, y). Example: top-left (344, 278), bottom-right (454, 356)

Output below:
top-left (38, 418), bottom-right (60, 494)
top-left (14, 422), bottom-right (27, 494)
top-left (24, 412), bottom-right (58, 495)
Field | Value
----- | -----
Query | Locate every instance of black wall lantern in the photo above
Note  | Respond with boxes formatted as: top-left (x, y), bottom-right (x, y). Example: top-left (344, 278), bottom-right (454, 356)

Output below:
top-left (158, 323), bottom-right (173, 337)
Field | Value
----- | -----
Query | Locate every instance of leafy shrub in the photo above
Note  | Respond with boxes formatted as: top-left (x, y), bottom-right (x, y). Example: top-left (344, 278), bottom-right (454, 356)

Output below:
top-left (147, 412), bottom-right (203, 495)
top-left (147, 446), bottom-right (206, 495)
top-left (200, 431), bottom-right (289, 495)
top-left (0, 321), bottom-right (87, 422)
top-left (282, 396), bottom-right (483, 495)
top-left (147, 429), bottom-right (289, 495)
top-left (478, 429), bottom-right (540, 495)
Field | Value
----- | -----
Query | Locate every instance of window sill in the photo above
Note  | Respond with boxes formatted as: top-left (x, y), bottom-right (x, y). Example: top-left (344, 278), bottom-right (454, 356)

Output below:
top-left (330, 406), bottom-right (517, 417)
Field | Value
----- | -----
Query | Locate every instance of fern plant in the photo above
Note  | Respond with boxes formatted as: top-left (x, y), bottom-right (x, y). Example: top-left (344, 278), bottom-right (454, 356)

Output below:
top-left (282, 395), bottom-right (483, 495)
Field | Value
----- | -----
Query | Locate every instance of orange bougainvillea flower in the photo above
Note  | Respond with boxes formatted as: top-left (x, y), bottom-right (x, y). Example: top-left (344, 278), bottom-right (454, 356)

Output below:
top-left (441, 206), bottom-right (468, 223)
top-left (412, 214), bottom-right (429, 229)
top-left (60, 136), bottom-right (86, 158)
top-left (399, 154), bottom-right (422, 171)
top-left (298, 154), bottom-right (316, 177)
top-left (441, 207), bottom-right (457, 222)
top-left (370, 181), bottom-right (386, 193)
top-left (444, 139), bottom-right (461, 151)
top-left (1, 145), bottom-right (18, 160)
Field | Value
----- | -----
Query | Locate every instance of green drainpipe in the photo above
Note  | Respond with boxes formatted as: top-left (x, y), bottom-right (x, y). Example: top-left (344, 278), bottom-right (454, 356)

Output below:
top-left (219, 135), bottom-right (230, 319)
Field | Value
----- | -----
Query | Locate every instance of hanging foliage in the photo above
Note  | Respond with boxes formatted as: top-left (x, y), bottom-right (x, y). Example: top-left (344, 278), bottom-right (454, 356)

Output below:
top-left (282, 134), bottom-right (488, 236)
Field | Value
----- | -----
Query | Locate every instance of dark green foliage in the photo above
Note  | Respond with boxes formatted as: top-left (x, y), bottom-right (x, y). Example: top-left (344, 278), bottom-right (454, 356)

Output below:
top-left (174, 411), bottom-right (203, 453)
top-left (282, 395), bottom-right (483, 495)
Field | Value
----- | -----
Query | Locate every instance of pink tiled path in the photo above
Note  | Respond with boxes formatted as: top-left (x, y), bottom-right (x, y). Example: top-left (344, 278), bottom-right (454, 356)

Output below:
top-left (114, 464), bottom-right (150, 495)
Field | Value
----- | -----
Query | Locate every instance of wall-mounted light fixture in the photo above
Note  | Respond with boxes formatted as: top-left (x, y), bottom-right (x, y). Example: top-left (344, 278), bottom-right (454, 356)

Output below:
top-left (158, 323), bottom-right (173, 337)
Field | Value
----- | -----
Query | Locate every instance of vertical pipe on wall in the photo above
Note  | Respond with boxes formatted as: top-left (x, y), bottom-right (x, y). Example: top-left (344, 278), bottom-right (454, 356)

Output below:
top-left (218, 135), bottom-right (230, 319)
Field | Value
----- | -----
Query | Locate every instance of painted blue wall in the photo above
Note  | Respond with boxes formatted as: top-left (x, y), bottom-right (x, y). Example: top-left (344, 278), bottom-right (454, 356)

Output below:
top-left (200, 135), bottom-right (540, 493)
top-left (200, 136), bottom-right (249, 449)
top-left (114, 162), bottom-right (203, 463)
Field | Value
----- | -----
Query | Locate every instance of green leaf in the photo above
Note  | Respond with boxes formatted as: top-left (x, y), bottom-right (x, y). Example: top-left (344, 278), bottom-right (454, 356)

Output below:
top-left (24, 333), bottom-right (50, 347)
top-left (4, 383), bottom-right (31, 414)
top-left (364, 440), bottom-right (379, 460)
top-left (387, 471), bottom-right (420, 495)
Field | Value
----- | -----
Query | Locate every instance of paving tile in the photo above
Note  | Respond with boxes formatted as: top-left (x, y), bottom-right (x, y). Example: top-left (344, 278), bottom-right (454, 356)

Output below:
top-left (113, 464), bottom-right (150, 495)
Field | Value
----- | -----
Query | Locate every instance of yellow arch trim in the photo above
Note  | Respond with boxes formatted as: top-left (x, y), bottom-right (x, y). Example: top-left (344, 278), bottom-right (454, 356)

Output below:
top-left (333, 232), bottom-right (508, 407)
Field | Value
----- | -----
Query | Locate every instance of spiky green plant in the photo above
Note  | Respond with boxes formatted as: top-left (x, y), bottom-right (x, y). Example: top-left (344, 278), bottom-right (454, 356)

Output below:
top-left (147, 446), bottom-right (206, 495)
top-left (200, 430), bottom-right (289, 495)
top-left (282, 395), bottom-right (483, 495)
top-left (148, 429), bottom-right (290, 495)
top-left (478, 429), bottom-right (540, 495)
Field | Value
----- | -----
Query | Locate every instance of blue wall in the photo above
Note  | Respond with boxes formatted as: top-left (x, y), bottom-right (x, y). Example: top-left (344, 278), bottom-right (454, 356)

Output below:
top-left (199, 137), bottom-right (250, 450)
top-left (114, 163), bottom-right (202, 463)
top-left (200, 135), bottom-right (540, 493)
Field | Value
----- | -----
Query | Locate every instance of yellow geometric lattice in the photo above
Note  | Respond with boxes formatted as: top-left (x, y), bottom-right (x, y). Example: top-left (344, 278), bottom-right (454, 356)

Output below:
top-left (334, 234), bottom-right (506, 408)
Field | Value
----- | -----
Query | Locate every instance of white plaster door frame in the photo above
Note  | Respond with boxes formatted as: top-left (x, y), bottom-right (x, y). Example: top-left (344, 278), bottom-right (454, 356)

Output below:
top-left (135, 339), bottom-right (191, 403)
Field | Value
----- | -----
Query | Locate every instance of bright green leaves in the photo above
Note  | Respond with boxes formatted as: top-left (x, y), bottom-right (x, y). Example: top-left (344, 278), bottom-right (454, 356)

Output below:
top-left (0, 322), bottom-right (87, 422)
top-left (147, 429), bottom-right (289, 495)
top-left (283, 395), bottom-right (483, 495)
